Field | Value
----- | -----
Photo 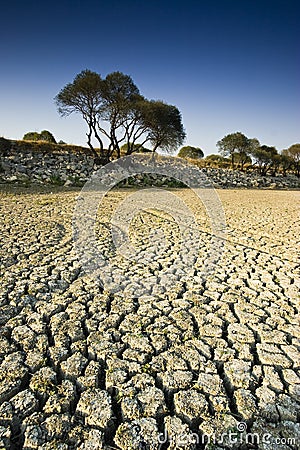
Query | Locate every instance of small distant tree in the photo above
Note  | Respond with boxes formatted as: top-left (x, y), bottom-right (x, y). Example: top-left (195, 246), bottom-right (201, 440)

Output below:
top-left (23, 130), bottom-right (56, 143)
top-left (217, 132), bottom-right (258, 169)
top-left (205, 154), bottom-right (227, 161)
top-left (204, 154), bottom-right (230, 168)
top-left (178, 146), bottom-right (204, 159)
top-left (251, 145), bottom-right (278, 175)
top-left (120, 143), bottom-right (151, 155)
top-left (23, 131), bottom-right (40, 141)
top-left (286, 143), bottom-right (300, 177)
top-left (280, 149), bottom-right (293, 176)
top-left (39, 130), bottom-right (56, 143)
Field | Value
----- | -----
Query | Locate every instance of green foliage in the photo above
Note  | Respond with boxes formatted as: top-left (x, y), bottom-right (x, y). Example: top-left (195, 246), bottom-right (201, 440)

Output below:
top-left (205, 154), bottom-right (226, 161)
top-left (280, 149), bottom-right (294, 175)
top-left (251, 145), bottom-right (278, 175)
top-left (14, 139), bottom-right (89, 155)
top-left (217, 132), bottom-right (259, 169)
top-left (287, 143), bottom-right (300, 159)
top-left (23, 130), bottom-right (56, 143)
top-left (0, 137), bottom-right (11, 155)
top-left (234, 151), bottom-right (252, 166)
top-left (178, 146), bottom-right (204, 159)
top-left (55, 69), bottom-right (104, 158)
top-left (49, 174), bottom-right (64, 185)
top-left (67, 176), bottom-right (84, 187)
top-left (203, 154), bottom-right (230, 168)
top-left (100, 72), bottom-right (142, 158)
top-left (285, 143), bottom-right (300, 177)
top-left (39, 130), bottom-right (56, 143)
top-left (23, 131), bottom-right (40, 141)
top-left (119, 143), bottom-right (151, 156)
top-left (141, 100), bottom-right (186, 153)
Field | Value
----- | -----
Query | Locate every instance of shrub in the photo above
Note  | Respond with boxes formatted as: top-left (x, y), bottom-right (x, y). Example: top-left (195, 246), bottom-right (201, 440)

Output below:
top-left (49, 174), bottom-right (64, 185)
top-left (23, 130), bottom-right (56, 143)
top-left (0, 137), bottom-right (11, 156)
top-left (178, 146), bottom-right (204, 159)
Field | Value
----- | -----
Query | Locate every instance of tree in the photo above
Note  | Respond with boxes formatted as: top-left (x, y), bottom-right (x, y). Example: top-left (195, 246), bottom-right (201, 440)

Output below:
top-left (234, 152), bottom-right (252, 168)
top-left (286, 143), bottom-right (300, 177)
top-left (217, 132), bottom-right (258, 169)
top-left (23, 130), bottom-right (56, 143)
top-left (205, 154), bottom-right (227, 161)
top-left (55, 69), bottom-right (186, 161)
top-left (98, 71), bottom-right (141, 159)
top-left (55, 69), bottom-right (104, 159)
top-left (178, 146), bottom-right (204, 159)
top-left (280, 150), bottom-right (293, 176)
top-left (251, 145), bottom-right (278, 175)
top-left (23, 132), bottom-right (40, 141)
top-left (141, 100), bottom-right (186, 153)
top-left (39, 130), bottom-right (56, 143)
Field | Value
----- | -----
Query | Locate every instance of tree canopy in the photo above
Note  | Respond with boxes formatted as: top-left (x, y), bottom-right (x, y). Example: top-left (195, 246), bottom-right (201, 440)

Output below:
top-left (251, 145), bottom-right (278, 175)
top-left (55, 70), bottom-right (104, 158)
top-left (55, 69), bottom-right (185, 162)
top-left (217, 132), bottom-right (259, 169)
top-left (23, 130), bottom-right (56, 143)
top-left (285, 143), bottom-right (300, 177)
top-left (178, 146), bottom-right (204, 159)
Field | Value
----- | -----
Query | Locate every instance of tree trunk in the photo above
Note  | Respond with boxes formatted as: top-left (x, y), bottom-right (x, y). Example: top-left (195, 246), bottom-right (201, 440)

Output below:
top-left (91, 123), bottom-right (104, 156)
top-left (86, 126), bottom-right (98, 158)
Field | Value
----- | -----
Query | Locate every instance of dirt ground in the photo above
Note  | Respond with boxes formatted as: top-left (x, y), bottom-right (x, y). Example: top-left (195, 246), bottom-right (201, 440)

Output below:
top-left (0, 185), bottom-right (299, 449)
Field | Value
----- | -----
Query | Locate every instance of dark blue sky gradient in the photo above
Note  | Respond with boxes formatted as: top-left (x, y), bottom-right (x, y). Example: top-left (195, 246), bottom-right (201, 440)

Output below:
top-left (1, 0), bottom-right (299, 154)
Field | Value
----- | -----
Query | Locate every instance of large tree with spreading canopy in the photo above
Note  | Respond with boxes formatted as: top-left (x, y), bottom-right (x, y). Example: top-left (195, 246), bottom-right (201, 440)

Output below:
top-left (55, 70), bottom-right (185, 162)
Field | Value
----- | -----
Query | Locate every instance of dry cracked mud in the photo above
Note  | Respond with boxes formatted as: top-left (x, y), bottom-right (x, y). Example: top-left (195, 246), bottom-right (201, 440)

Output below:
top-left (0, 185), bottom-right (299, 449)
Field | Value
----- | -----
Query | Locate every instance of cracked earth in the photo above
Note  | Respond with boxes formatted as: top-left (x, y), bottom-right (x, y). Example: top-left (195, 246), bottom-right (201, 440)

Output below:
top-left (0, 185), bottom-right (299, 449)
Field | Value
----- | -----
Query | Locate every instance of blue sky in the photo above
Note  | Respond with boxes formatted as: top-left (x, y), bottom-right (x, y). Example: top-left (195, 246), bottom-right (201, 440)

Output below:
top-left (0, 0), bottom-right (299, 155)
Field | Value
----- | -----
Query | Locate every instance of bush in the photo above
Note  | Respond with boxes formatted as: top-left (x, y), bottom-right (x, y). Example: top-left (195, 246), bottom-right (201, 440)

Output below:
top-left (49, 174), bottom-right (64, 185)
top-left (0, 137), bottom-right (11, 156)
top-left (23, 130), bottom-right (57, 143)
top-left (178, 146), bottom-right (204, 159)
top-left (13, 140), bottom-right (90, 155)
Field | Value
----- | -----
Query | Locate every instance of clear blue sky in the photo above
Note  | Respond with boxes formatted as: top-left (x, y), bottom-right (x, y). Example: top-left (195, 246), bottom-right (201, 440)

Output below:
top-left (0, 0), bottom-right (299, 155)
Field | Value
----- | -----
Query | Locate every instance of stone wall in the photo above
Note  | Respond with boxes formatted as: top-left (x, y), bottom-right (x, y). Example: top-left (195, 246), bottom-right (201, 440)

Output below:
top-left (0, 144), bottom-right (94, 185)
top-left (1, 146), bottom-right (299, 189)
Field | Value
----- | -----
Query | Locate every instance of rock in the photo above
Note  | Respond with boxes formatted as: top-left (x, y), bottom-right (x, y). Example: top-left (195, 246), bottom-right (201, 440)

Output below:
top-left (114, 418), bottom-right (160, 450)
top-left (76, 389), bottom-right (114, 430)
top-left (174, 389), bottom-right (208, 425)
top-left (78, 428), bottom-right (106, 449)
top-left (10, 389), bottom-right (39, 418)
top-left (60, 352), bottom-right (88, 382)
top-left (163, 415), bottom-right (198, 449)
top-left (158, 370), bottom-right (193, 394)
top-left (234, 388), bottom-right (257, 420)
top-left (257, 344), bottom-right (292, 368)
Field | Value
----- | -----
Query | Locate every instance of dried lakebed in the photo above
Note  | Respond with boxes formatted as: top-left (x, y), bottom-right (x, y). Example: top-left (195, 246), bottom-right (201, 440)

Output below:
top-left (0, 186), bottom-right (299, 449)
